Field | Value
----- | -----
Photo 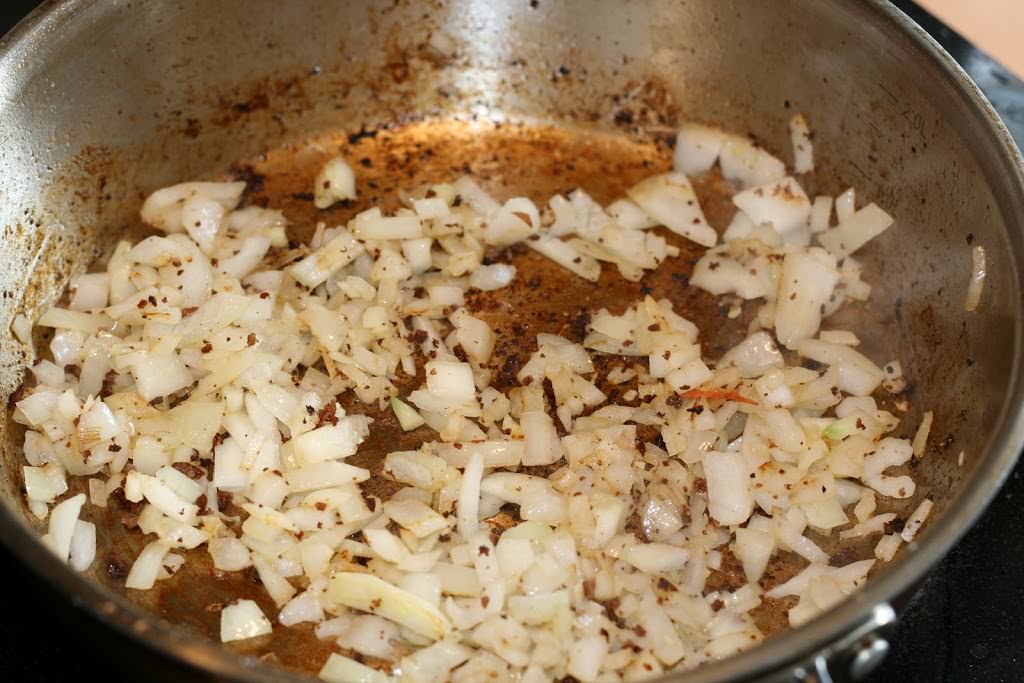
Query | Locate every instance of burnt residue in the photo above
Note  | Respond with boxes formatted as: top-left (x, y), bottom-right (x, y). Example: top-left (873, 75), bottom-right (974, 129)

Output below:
top-left (229, 163), bottom-right (268, 207)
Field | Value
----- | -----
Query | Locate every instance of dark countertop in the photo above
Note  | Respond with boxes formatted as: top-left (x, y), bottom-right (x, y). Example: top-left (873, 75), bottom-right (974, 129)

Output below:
top-left (1, 1), bottom-right (1022, 681)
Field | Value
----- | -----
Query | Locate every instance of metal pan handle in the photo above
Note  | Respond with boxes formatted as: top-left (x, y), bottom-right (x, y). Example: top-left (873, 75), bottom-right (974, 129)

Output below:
top-left (792, 603), bottom-right (897, 683)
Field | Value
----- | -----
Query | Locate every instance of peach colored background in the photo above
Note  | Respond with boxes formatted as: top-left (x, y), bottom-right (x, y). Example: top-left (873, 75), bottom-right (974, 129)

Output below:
top-left (917, 0), bottom-right (1024, 77)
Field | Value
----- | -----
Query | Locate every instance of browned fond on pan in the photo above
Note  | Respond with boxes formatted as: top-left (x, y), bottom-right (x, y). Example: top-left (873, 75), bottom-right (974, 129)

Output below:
top-left (2, 118), bottom-right (924, 675)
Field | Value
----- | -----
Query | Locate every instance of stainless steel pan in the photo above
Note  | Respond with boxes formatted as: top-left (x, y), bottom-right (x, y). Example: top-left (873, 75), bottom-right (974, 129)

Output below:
top-left (1, 1), bottom-right (1023, 681)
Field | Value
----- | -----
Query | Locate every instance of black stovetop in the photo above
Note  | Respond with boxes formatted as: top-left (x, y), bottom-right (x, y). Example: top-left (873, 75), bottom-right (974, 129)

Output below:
top-left (1, 1), bottom-right (1022, 681)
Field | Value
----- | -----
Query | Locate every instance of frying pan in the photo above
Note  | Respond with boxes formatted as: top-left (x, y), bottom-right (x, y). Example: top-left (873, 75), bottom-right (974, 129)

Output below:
top-left (1, 1), bottom-right (1023, 681)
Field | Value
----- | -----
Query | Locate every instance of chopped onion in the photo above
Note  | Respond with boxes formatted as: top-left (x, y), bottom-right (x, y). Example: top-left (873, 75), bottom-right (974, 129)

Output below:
top-left (789, 113), bottom-right (814, 173)
top-left (69, 520), bottom-right (96, 572)
top-left (874, 533), bottom-right (902, 562)
top-left (912, 410), bottom-right (933, 458)
top-left (458, 451), bottom-right (484, 539)
top-left (287, 230), bottom-right (364, 288)
top-left (37, 308), bottom-right (112, 333)
top-left (45, 493), bottom-right (86, 561)
top-left (733, 177), bottom-right (811, 236)
top-left (673, 122), bottom-right (726, 175)
top-left (383, 498), bottom-right (450, 538)
top-left (208, 537), bottom-right (252, 571)
top-left (432, 442), bottom-right (519, 472)
top-left (816, 203), bottom-right (894, 259)
top-left (125, 540), bottom-right (171, 590)
top-left (424, 360), bottom-right (476, 404)
top-left (469, 263), bottom-right (516, 291)
top-left (11, 114), bottom-right (924, 677)
top-left (326, 572), bottom-right (452, 641)
top-left (718, 135), bottom-right (787, 188)
top-left (810, 196), bottom-right (833, 233)
top-left (69, 273), bottom-right (110, 311)
top-left (621, 543), bottom-right (689, 573)
top-left (528, 238), bottom-right (601, 281)
top-left (280, 589), bottom-right (324, 627)
top-left (319, 653), bottom-right (390, 683)
top-left (703, 452), bottom-right (753, 526)
top-left (220, 599), bottom-right (273, 642)
top-left (520, 411), bottom-right (563, 466)
top-left (774, 249), bottom-right (839, 348)
top-left (965, 245), bottom-right (986, 312)
top-left (391, 397), bottom-right (426, 431)
top-left (627, 173), bottom-right (717, 247)
top-left (901, 499), bottom-right (934, 543)
top-left (313, 156), bottom-right (357, 209)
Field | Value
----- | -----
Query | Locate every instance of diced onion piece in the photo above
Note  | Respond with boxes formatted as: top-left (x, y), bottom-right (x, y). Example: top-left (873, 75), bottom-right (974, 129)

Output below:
top-left (627, 173), bottom-right (717, 247)
top-left (481, 473), bottom-right (566, 523)
top-left (875, 534), bottom-right (902, 562)
top-left (789, 113), bottom-right (814, 173)
top-left (484, 197), bottom-right (541, 246)
top-left (313, 156), bottom-right (357, 209)
top-left (220, 599), bottom-right (273, 642)
top-left (733, 177), bottom-right (812, 235)
top-left (400, 641), bottom-right (474, 683)
top-left (69, 520), bottom-right (97, 572)
top-left (141, 181), bottom-right (245, 234)
top-left (140, 475), bottom-right (199, 524)
top-left (774, 248), bottom-right (839, 349)
top-left (24, 465), bottom-right (67, 503)
top-left (835, 188), bottom-right (856, 223)
top-left (287, 230), bottom-right (364, 288)
top-left (353, 210), bottom-right (422, 240)
top-left (280, 589), bottom-right (324, 627)
top-left (326, 572), bottom-right (452, 641)
top-left (125, 540), bottom-right (171, 590)
top-left (521, 411), bottom-right (563, 466)
top-left (528, 238), bottom-right (601, 281)
top-left (291, 420), bottom-right (370, 464)
top-left (131, 353), bottom-right (193, 402)
top-left (901, 499), bottom-right (934, 543)
top-left (797, 339), bottom-right (884, 396)
top-left (912, 410), bottom-right (933, 458)
top-left (37, 308), bottom-right (112, 333)
top-left (607, 198), bottom-right (656, 230)
top-left (817, 203), bottom-right (894, 259)
top-left (391, 397), bottom-right (426, 431)
top-left (965, 245), bottom-right (986, 312)
top-left (253, 554), bottom-right (297, 606)
top-left (286, 461), bottom-right (371, 492)
top-left (720, 331), bottom-right (785, 378)
top-left (319, 653), bottom-right (390, 683)
top-left (567, 635), bottom-right (609, 683)
top-left (208, 537), bottom-right (251, 571)
top-left (469, 263), bottom-right (516, 291)
top-left (452, 176), bottom-right (500, 215)
top-left (458, 451), bottom-right (484, 539)
top-left (703, 452), bottom-right (753, 526)
top-left (433, 440), bottom-right (523, 468)
top-left (810, 196), bottom-right (833, 233)
top-left (673, 123), bottom-right (726, 175)
top-left (69, 273), bottom-right (110, 311)
top-left (384, 498), bottom-right (450, 538)
top-left (425, 360), bottom-right (476, 404)
top-left (733, 528), bottom-right (774, 583)
top-left (46, 493), bottom-right (86, 561)
top-left (718, 135), bottom-right (787, 188)
top-left (621, 543), bottom-right (689, 573)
